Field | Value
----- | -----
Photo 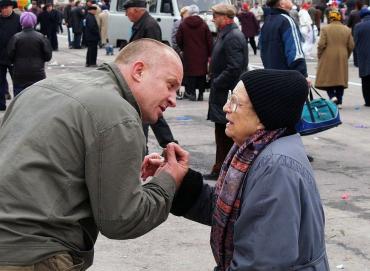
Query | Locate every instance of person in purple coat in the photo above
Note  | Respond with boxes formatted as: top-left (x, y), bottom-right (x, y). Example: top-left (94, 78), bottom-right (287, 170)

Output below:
top-left (237, 3), bottom-right (260, 55)
top-left (176, 4), bottom-right (212, 101)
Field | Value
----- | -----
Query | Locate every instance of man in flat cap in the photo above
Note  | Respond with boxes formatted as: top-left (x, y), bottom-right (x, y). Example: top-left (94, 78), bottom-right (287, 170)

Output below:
top-left (123, 0), bottom-right (178, 153)
top-left (205, 3), bottom-right (248, 180)
top-left (0, 0), bottom-right (21, 111)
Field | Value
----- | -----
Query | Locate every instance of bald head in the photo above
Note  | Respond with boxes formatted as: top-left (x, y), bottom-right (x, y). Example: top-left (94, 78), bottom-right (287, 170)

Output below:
top-left (115, 38), bottom-right (181, 68)
top-left (115, 39), bottom-right (183, 124)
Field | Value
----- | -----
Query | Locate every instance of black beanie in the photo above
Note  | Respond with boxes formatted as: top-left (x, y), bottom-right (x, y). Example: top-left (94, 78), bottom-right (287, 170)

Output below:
top-left (240, 69), bottom-right (308, 130)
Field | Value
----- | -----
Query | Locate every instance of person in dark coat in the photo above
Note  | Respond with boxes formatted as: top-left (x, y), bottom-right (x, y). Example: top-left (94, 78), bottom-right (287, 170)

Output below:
top-left (347, 0), bottom-right (364, 67)
top-left (237, 2), bottom-right (259, 55)
top-left (205, 3), bottom-right (248, 180)
top-left (0, 0), bottom-right (21, 111)
top-left (123, 0), bottom-right (178, 152)
top-left (176, 4), bottom-right (212, 101)
top-left (63, 0), bottom-right (74, 48)
top-left (38, 4), bottom-right (59, 51)
top-left (354, 6), bottom-right (370, 107)
top-left (70, 0), bottom-right (85, 49)
top-left (85, 5), bottom-right (100, 67)
top-left (7, 12), bottom-right (52, 95)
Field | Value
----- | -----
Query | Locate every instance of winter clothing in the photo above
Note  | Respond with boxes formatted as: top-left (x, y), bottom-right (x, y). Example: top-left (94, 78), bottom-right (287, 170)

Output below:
top-left (85, 12), bottom-right (100, 66)
top-left (98, 10), bottom-right (109, 45)
top-left (237, 10), bottom-right (259, 54)
top-left (38, 9), bottom-right (59, 50)
top-left (171, 134), bottom-right (329, 271)
top-left (0, 11), bottom-right (21, 65)
top-left (7, 28), bottom-right (52, 89)
top-left (207, 22), bottom-right (248, 176)
top-left (0, 10), bottom-right (21, 110)
top-left (259, 8), bottom-right (307, 77)
top-left (129, 11), bottom-right (161, 42)
top-left (354, 14), bottom-right (370, 105)
top-left (211, 128), bottom-right (287, 270)
top-left (237, 10), bottom-right (259, 38)
top-left (0, 62), bottom-right (176, 269)
top-left (20, 11), bottom-right (36, 28)
top-left (299, 8), bottom-right (314, 59)
top-left (240, 69), bottom-right (308, 130)
top-left (315, 21), bottom-right (354, 90)
top-left (176, 15), bottom-right (212, 76)
top-left (207, 23), bottom-right (248, 124)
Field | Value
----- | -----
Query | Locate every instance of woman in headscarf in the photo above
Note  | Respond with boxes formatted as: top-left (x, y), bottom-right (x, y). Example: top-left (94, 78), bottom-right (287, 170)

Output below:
top-left (315, 10), bottom-right (354, 109)
top-left (143, 69), bottom-right (329, 270)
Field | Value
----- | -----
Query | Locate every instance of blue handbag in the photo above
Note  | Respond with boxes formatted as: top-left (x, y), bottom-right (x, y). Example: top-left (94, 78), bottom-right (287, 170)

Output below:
top-left (296, 87), bottom-right (341, 136)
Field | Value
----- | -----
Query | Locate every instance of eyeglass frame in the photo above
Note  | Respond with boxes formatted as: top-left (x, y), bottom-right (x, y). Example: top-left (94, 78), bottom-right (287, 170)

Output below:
top-left (225, 90), bottom-right (243, 113)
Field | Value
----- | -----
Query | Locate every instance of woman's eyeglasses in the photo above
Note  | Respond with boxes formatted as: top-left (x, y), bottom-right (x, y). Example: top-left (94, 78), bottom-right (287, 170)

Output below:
top-left (226, 90), bottom-right (240, 113)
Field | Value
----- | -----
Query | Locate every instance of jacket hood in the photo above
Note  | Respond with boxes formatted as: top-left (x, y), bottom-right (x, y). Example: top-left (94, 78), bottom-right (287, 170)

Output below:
top-left (184, 15), bottom-right (203, 28)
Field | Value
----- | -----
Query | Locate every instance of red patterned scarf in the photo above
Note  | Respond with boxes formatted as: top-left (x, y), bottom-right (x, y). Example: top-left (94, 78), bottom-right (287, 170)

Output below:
top-left (210, 128), bottom-right (286, 270)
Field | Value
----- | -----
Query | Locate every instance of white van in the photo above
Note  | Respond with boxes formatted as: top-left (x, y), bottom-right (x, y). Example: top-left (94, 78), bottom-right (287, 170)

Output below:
top-left (108, 0), bottom-right (235, 48)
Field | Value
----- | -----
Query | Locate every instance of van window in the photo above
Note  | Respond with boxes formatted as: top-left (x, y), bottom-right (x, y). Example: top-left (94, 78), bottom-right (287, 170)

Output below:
top-left (117, 0), bottom-right (126, 11)
top-left (149, 0), bottom-right (158, 12)
top-left (160, 0), bottom-right (173, 13)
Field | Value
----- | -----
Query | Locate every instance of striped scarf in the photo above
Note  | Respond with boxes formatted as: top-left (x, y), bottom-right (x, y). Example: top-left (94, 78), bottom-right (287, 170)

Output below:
top-left (210, 128), bottom-right (286, 270)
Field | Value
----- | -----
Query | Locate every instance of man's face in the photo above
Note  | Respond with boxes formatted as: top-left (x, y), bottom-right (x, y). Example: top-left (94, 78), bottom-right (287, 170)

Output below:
top-left (134, 55), bottom-right (183, 124)
top-left (126, 7), bottom-right (140, 22)
top-left (1, 5), bottom-right (13, 17)
top-left (47, 5), bottom-right (52, 12)
top-left (31, 1), bottom-right (37, 8)
top-left (212, 13), bottom-right (226, 29)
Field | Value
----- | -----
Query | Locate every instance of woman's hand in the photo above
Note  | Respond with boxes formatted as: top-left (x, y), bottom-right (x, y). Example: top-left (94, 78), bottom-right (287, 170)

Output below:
top-left (140, 153), bottom-right (165, 180)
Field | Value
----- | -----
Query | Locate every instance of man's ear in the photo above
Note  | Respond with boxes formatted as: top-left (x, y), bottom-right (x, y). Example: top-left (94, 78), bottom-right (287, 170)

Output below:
top-left (131, 61), bottom-right (145, 82)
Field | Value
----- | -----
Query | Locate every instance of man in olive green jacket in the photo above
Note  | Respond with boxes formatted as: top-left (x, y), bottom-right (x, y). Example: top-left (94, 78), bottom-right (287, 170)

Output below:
top-left (0, 39), bottom-right (186, 270)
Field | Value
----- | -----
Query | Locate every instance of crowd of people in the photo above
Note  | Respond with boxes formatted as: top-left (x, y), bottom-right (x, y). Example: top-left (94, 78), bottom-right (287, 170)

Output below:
top-left (0, 0), bottom-right (370, 269)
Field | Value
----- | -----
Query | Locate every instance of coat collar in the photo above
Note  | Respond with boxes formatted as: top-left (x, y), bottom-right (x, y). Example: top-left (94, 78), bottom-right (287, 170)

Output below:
top-left (98, 62), bottom-right (141, 117)
top-left (270, 8), bottom-right (290, 16)
top-left (218, 23), bottom-right (238, 39)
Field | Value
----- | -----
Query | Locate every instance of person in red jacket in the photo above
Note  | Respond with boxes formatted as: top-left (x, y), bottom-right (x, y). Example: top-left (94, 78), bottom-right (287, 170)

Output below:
top-left (237, 3), bottom-right (260, 55)
top-left (176, 4), bottom-right (212, 101)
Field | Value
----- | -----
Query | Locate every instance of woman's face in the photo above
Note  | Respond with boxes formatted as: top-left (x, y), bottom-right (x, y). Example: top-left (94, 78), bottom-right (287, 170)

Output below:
top-left (223, 81), bottom-right (264, 146)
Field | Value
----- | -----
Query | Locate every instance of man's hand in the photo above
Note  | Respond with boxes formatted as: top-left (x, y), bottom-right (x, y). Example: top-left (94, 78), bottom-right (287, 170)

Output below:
top-left (155, 143), bottom-right (189, 189)
top-left (140, 153), bottom-right (165, 180)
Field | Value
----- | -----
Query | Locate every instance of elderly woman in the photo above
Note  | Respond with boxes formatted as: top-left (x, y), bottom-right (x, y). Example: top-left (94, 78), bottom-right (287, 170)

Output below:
top-left (315, 10), bottom-right (354, 109)
top-left (143, 69), bottom-right (329, 270)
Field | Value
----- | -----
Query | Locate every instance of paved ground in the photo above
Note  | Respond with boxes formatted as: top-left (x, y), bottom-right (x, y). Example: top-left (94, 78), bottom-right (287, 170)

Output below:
top-left (1, 33), bottom-right (369, 270)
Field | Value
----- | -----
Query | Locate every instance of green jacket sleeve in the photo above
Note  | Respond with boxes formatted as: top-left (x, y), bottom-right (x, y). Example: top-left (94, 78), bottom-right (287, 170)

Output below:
top-left (85, 119), bottom-right (176, 239)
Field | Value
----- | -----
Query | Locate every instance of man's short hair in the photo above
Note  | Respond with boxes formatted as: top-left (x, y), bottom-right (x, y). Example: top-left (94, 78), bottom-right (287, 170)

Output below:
top-left (115, 39), bottom-right (177, 66)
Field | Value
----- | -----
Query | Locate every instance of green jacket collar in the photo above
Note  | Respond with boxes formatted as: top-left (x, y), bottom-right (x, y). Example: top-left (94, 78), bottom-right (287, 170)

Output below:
top-left (98, 62), bottom-right (142, 117)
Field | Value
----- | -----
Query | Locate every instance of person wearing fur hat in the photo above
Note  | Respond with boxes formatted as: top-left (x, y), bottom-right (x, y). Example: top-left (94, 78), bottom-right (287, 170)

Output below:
top-left (6, 12), bottom-right (52, 96)
top-left (0, 0), bottom-right (21, 111)
top-left (144, 69), bottom-right (329, 270)
top-left (315, 10), bottom-right (354, 108)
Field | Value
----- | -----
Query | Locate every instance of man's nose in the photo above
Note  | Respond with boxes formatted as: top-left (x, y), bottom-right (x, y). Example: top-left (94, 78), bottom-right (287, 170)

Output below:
top-left (168, 93), bottom-right (176, 108)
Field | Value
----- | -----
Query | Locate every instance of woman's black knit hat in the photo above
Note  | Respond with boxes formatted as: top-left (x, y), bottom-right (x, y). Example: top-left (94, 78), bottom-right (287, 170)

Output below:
top-left (240, 69), bottom-right (308, 130)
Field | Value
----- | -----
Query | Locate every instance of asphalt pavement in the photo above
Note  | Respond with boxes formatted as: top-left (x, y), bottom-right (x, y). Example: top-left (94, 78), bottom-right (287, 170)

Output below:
top-left (1, 32), bottom-right (369, 270)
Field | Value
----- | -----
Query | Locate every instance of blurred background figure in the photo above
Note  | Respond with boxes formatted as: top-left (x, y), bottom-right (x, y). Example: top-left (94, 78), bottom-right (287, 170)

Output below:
top-left (38, 3), bottom-right (59, 51)
top-left (347, 0), bottom-right (364, 67)
top-left (29, 0), bottom-right (41, 17)
top-left (299, 2), bottom-right (315, 59)
top-left (315, 10), bottom-right (354, 109)
top-left (250, 2), bottom-right (264, 25)
top-left (85, 5), bottom-right (100, 67)
top-left (353, 6), bottom-right (370, 107)
top-left (70, 0), bottom-right (85, 49)
top-left (176, 4), bottom-right (212, 101)
top-left (7, 12), bottom-right (52, 96)
top-left (63, 0), bottom-right (74, 49)
top-left (237, 2), bottom-right (259, 55)
top-left (98, 5), bottom-right (109, 48)
top-left (0, 0), bottom-right (21, 110)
